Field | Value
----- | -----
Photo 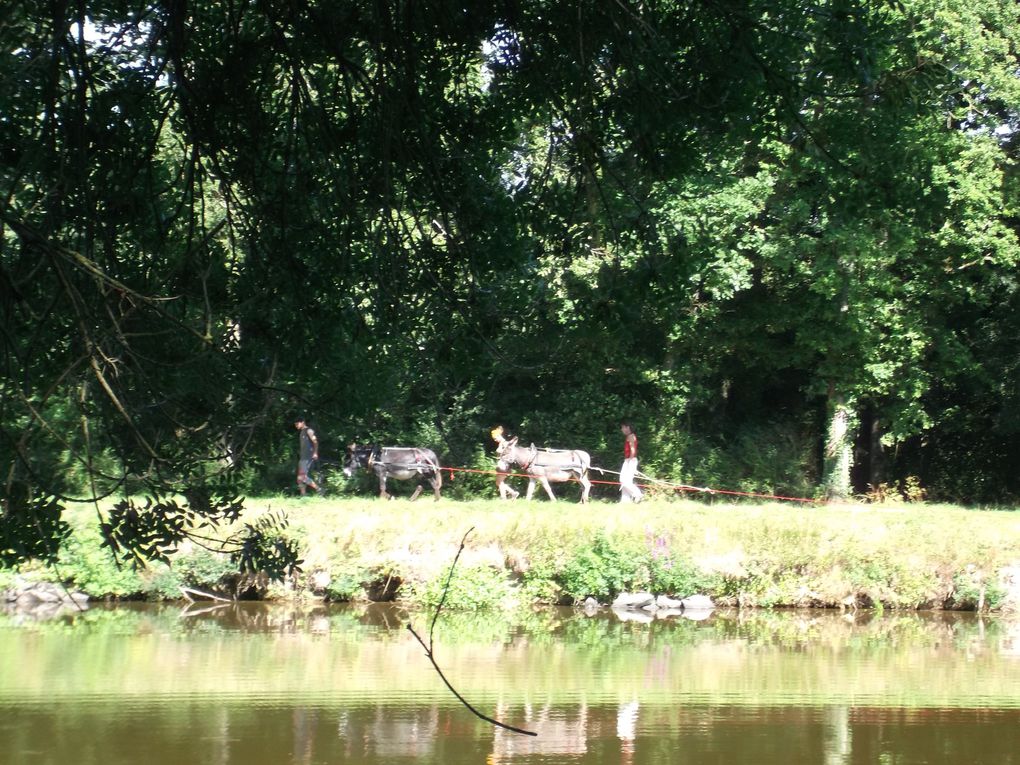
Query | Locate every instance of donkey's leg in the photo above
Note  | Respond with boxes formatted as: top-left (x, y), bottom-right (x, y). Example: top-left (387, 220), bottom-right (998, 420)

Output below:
top-left (579, 472), bottom-right (592, 504)
top-left (540, 476), bottom-right (557, 502)
top-left (409, 484), bottom-right (424, 501)
top-left (377, 472), bottom-right (391, 500)
top-left (525, 478), bottom-right (537, 500)
top-left (431, 475), bottom-right (442, 501)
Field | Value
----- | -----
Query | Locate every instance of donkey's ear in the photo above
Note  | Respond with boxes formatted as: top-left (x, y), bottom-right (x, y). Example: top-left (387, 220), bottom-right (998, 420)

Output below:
top-left (508, 437), bottom-right (519, 446)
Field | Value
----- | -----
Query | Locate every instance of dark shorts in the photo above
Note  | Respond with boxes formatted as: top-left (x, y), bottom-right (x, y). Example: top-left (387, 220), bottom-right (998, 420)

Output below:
top-left (297, 459), bottom-right (315, 484)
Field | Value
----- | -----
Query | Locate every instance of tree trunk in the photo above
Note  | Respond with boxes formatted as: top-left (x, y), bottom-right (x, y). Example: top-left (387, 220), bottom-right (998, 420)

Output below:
top-left (823, 389), bottom-right (857, 500)
top-left (851, 404), bottom-right (884, 495)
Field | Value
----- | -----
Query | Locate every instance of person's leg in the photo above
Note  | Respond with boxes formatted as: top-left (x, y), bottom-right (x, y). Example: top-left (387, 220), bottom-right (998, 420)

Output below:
top-left (630, 459), bottom-right (643, 503)
top-left (497, 473), bottom-right (519, 499)
top-left (298, 459), bottom-right (322, 495)
top-left (620, 459), bottom-right (641, 502)
top-left (619, 460), bottom-right (632, 502)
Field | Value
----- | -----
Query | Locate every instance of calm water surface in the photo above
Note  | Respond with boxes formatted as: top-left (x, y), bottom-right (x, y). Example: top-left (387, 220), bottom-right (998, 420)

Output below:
top-left (2, 602), bottom-right (1019, 764)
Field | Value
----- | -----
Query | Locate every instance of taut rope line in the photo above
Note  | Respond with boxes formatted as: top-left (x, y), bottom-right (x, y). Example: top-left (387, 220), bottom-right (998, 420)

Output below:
top-left (434, 464), bottom-right (819, 505)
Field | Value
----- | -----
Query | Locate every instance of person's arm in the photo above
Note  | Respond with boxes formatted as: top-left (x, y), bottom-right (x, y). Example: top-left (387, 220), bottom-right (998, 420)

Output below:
top-left (308, 429), bottom-right (319, 460)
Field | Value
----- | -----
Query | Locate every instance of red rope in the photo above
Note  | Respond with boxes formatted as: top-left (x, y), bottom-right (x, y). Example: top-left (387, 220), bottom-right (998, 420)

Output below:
top-left (439, 465), bottom-right (820, 505)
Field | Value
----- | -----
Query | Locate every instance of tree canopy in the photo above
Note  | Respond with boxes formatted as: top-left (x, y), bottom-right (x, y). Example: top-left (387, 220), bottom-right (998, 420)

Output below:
top-left (2, 0), bottom-right (1018, 567)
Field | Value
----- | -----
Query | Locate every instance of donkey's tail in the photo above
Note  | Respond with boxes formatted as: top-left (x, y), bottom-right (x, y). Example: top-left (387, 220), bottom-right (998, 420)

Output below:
top-left (425, 451), bottom-right (443, 488)
top-left (574, 450), bottom-right (592, 474)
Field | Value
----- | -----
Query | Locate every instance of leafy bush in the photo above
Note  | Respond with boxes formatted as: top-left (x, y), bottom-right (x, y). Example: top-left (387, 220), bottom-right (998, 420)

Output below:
top-left (323, 573), bottom-right (363, 602)
top-left (176, 549), bottom-right (240, 587)
top-left (58, 524), bottom-right (145, 598)
top-left (838, 553), bottom-right (944, 609)
top-left (145, 550), bottom-right (240, 600)
top-left (408, 564), bottom-right (519, 610)
top-left (713, 557), bottom-right (802, 608)
top-left (323, 562), bottom-right (376, 602)
top-left (557, 533), bottom-right (650, 603)
top-left (648, 552), bottom-right (720, 599)
top-left (951, 567), bottom-right (1008, 611)
top-left (678, 419), bottom-right (817, 499)
top-left (144, 566), bottom-right (177, 600)
top-left (519, 549), bottom-right (567, 605)
top-left (1, 492), bottom-right (69, 567)
top-left (864, 476), bottom-right (928, 504)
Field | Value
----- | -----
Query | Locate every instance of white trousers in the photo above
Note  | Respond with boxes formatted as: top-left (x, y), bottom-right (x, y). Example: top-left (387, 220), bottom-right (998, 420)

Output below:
top-left (620, 457), bottom-right (643, 502)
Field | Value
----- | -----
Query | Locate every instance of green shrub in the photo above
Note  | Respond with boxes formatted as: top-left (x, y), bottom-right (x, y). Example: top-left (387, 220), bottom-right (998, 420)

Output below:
top-left (643, 529), bottom-right (722, 597)
top-left (648, 553), bottom-right (720, 598)
top-left (323, 573), bottom-right (363, 602)
top-left (519, 550), bottom-right (567, 605)
top-left (407, 564), bottom-right (519, 610)
top-left (175, 549), bottom-right (239, 588)
top-left (840, 554), bottom-right (944, 609)
top-left (714, 558), bottom-right (794, 608)
top-left (677, 420), bottom-right (817, 500)
top-left (145, 550), bottom-right (240, 599)
top-left (58, 525), bottom-right (145, 598)
top-left (144, 564), bottom-right (182, 600)
top-left (178, 550), bottom-right (239, 594)
top-left (557, 533), bottom-right (650, 603)
top-left (323, 562), bottom-right (375, 602)
top-left (951, 568), bottom-right (1008, 611)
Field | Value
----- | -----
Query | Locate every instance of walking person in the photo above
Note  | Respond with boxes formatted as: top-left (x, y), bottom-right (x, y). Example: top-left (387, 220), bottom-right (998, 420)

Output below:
top-left (490, 426), bottom-right (520, 500)
top-left (295, 416), bottom-right (324, 496)
top-left (619, 422), bottom-right (643, 503)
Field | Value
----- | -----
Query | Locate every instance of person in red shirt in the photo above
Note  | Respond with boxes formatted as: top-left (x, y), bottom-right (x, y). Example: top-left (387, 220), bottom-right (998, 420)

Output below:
top-left (620, 422), bottom-right (643, 503)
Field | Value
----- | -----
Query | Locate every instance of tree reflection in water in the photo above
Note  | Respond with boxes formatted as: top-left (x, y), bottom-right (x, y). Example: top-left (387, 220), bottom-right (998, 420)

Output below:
top-left (1, 604), bottom-right (1019, 764)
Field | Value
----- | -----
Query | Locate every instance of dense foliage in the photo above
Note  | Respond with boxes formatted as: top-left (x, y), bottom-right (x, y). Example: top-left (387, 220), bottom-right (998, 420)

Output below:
top-left (2, 0), bottom-right (1018, 564)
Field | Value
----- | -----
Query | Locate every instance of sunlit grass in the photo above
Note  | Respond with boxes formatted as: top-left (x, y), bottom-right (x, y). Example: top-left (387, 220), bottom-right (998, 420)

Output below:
top-left (237, 494), bottom-right (1020, 607)
top-left (55, 494), bottom-right (1020, 609)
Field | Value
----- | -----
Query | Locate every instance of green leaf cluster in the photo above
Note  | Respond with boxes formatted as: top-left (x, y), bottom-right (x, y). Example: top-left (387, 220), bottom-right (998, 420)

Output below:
top-left (3, 0), bottom-right (1020, 568)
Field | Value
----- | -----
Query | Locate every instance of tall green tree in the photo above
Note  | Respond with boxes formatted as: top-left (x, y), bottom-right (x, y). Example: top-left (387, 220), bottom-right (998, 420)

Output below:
top-left (3, 0), bottom-right (1019, 569)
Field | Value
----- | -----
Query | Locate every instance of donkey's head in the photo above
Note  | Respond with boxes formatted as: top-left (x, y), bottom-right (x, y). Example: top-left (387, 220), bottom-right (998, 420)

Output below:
top-left (342, 442), bottom-right (364, 477)
top-left (495, 436), bottom-right (519, 470)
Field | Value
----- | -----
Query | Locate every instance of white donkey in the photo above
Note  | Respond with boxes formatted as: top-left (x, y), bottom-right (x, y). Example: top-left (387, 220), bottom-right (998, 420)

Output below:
top-left (494, 433), bottom-right (592, 503)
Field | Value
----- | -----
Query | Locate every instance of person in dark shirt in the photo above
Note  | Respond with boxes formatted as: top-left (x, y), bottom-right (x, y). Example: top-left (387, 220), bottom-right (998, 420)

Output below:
top-left (294, 416), bottom-right (324, 496)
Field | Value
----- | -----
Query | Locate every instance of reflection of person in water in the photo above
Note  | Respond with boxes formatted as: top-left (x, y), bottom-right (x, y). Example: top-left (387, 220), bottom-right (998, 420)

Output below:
top-left (617, 699), bottom-right (639, 764)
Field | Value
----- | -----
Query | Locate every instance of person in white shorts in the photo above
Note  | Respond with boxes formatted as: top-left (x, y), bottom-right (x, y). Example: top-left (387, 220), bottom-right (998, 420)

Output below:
top-left (619, 422), bottom-right (643, 503)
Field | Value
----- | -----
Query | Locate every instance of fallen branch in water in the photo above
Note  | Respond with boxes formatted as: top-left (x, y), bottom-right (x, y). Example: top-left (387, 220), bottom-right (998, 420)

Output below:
top-left (407, 527), bottom-right (537, 737)
top-left (179, 586), bottom-right (231, 603)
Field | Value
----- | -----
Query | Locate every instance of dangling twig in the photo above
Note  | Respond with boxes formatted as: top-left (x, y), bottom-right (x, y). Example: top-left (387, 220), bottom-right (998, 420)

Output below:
top-left (406, 527), bottom-right (537, 737)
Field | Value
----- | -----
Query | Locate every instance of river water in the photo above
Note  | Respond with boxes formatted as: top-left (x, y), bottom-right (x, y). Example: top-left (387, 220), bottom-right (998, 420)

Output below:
top-left (2, 602), bottom-right (1019, 764)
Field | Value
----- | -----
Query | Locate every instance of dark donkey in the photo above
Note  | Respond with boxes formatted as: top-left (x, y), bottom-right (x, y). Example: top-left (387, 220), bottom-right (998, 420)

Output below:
top-left (495, 437), bottom-right (592, 503)
top-left (343, 444), bottom-right (443, 501)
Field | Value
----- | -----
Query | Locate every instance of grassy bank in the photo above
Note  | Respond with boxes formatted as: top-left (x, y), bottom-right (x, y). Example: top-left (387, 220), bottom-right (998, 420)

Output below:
top-left (7, 497), bottom-right (1020, 611)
